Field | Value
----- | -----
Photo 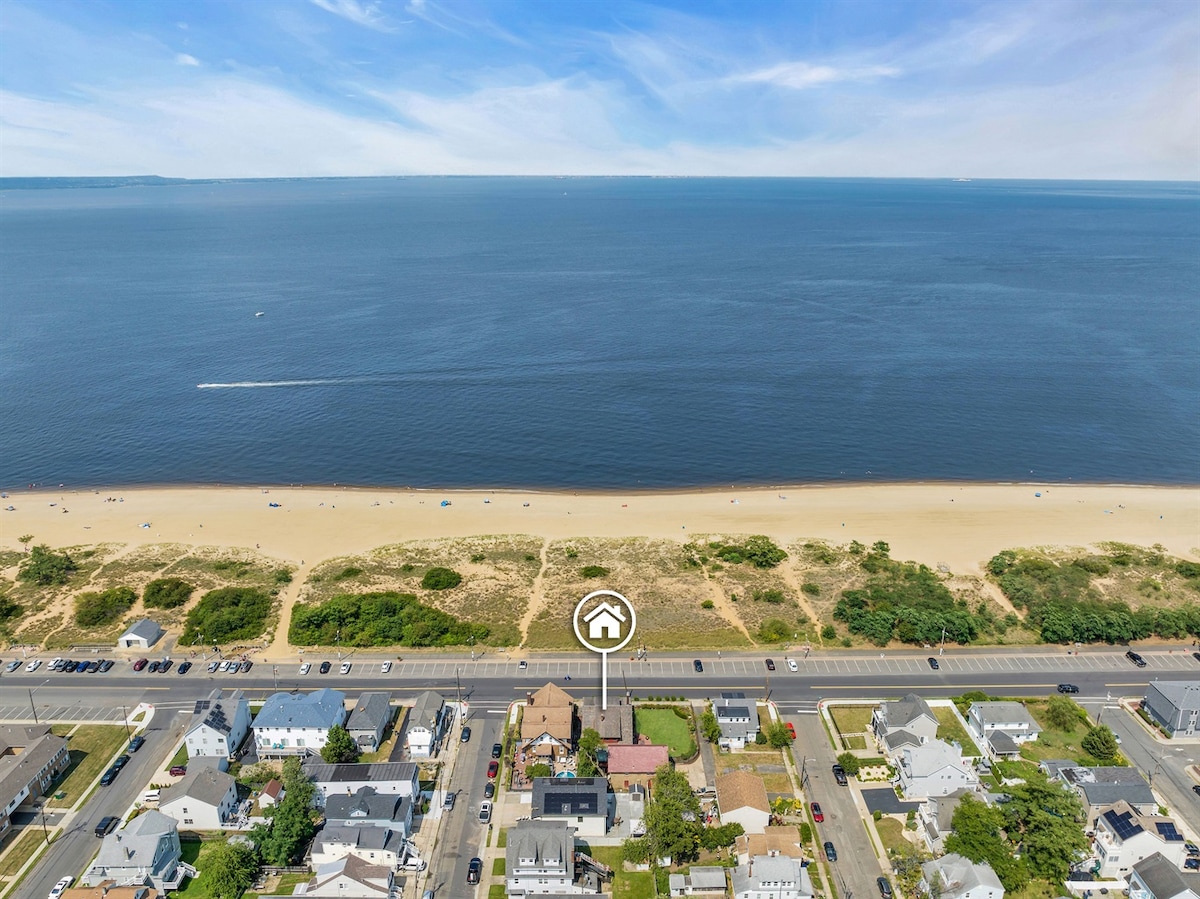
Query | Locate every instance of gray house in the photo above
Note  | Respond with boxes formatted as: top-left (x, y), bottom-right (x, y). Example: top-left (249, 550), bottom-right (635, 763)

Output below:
top-left (1130, 853), bottom-right (1200, 899)
top-left (506, 820), bottom-right (586, 896)
top-left (1143, 681), bottom-right (1200, 738)
top-left (1042, 761), bottom-right (1156, 826)
top-left (159, 767), bottom-right (239, 829)
top-left (715, 693), bottom-right (758, 750)
top-left (967, 702), bottom-right (1040, 759)
top-left (84, 810), bottom-right (191, 892)
top-left (406, 691), bottom-right (446, 757)
top-left (347, 693), bottom-right (394, 752)
top-left (324, 786), bottom-right (412, 841)
top-left (873, 693), bottom-right (939, 755)
top-left (119, 618), bottom-right (164, 649)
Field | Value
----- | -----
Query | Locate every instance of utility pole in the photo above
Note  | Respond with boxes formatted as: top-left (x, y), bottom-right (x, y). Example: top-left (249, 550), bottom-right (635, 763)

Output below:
top-left (120, 705), bottom-right (132, 741)
top-left (273, 666), bottom-right (279, 692)
top-left (28, 679), bottom-right (49, 725)
top-left (939, 627), bottom-right (947, 656)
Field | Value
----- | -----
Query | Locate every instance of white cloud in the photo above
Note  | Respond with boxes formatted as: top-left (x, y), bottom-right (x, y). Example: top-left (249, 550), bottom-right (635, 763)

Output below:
top-left (175, 53), bottom-right (200, 67)
top-left (310, 0), bottom-right (393, 32)
top-left (730, 61), bottom-right (900, 90)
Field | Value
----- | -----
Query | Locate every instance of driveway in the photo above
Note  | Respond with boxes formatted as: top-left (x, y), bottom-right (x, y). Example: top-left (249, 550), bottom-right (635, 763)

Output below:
top-left (860, 786), bottom-right (916, 815)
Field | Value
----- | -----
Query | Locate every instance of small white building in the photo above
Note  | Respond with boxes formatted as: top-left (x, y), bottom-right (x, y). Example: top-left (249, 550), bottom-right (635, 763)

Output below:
top-left (312, 825), bottom-right (406, 869)
top-left (119, 618), bottom-right (164, 650)
top-left (300, 760), bottom-right (419, 804)
top-left (897, 739), bottom-right (978, 799)
top-left (731, 855), bottom-right (813, 899)
top-left (253, 689), bottom-right (347, 758)
top-left (716, 771), bottom-right (771, 835)
top-left (300, 856), bottom-right (395, 898)
top-left (670, 866), bottom-right (729, 896)
top-left (1092, 801), bottom-right (1188, 879)
top-left (405, 691), bottom-right (446, 757)
top-left (715, 693), bottom-right (759, 751)
top-left (921, 854), bottom-right (1004, 899)
top-left (185, 690), bottom-right (251, 760)
top-left (158, 767), bottom-right (239, 830)
top-left (966, 702), bottom-right (1040, 759)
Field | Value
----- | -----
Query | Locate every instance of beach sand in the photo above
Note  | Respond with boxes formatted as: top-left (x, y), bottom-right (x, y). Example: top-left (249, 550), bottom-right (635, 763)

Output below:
top-left (3, 483), bottom-right (1197, 573)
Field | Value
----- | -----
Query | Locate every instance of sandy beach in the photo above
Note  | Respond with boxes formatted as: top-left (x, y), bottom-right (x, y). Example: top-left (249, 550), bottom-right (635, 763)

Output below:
top-left (3, 482), bottom-right (1197, 573)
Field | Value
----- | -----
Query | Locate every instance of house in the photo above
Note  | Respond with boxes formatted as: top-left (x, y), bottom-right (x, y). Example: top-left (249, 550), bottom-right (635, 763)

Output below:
top-left (584, 602), bottom-right (626, 640)
top-left (966, 702), bottom-right (1040, 759)
top-left (259, 778), bottom-right (284, 808)
top-left (84, 810), bottom-right (190, 892)
top-left (0, 723), bottom-right (70, 843)
top-left (1130, 853), bottom-right (1200, 899)
top-left (60, 885), bottom-right (154, 899)
top-left (324, 786), bottom-right (412, 842)
top-left (716, 771), bottom-right (771, 835)
top-left (522, 683), bottom-right (576, 759)
top-left (670, 866), bottom-right (728, 896)
top-left (897, 739), bottom-right (978, 799)
top-left (506, 819), bottom-right (593, 896)
top-left (605, 744), bottom-right (669, 782)
top-left (301, 760), bottom-right (419, 803)
top-left (185, 689), bottom-right (251, 760)
top-left (715, 694), bottom-right (759, 751)
top-left (1142, 682), bottom-right (1200, 739)
top-left (580, 698), bottom-right (634, 744)
top-left (731, 854), bottom-right (813, 899)
top-left (158, 767), bottom-right (239, 829)
top-left (918, 788), bottom-right (973, 855)
top-left (253, 688), bottom-right (347, 758)
top-left (1092, 801), bottom-right (1188, 878)
top-left (532, 777), bottom-right (610, 836)
top-left (118, 618), bottom-right (164, 649)
top-left (347, 693), bottom-right (394, 753)
top-left (921, 854), bottom-right (1004, 899)
top-left (312, 824), bottom-right (406, 868)
top-left (1042, 762), bottom-right (1157, 826)
top-left (290, 856), bottom-right (395, 898)
top-left (735, 827), bottom-right (806, 865)
top-left (873, 693), bottom-right (939, 755)
top-left (405, 690), bottom-right (447, 757)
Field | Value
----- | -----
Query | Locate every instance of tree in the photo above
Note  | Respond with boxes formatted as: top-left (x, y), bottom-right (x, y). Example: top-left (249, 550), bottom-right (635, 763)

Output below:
top-left (74, 586), bottom-right (137, 627)
top-left (321, 725), bottom-right (360, 763)
top-left (836, 752), bottom-right (861, 776)
top-left (251, 758), bottom-right (316, 866)
top-left (945, 796), bottom-right (1028, 891)
top-left (766, 722), bottom-right (792, 749)
top-left (526, 762), bottom-right (552, 779)
top-left (18, 534), bottom-right (33, 552)
top-left (143, 577), bottom-right (195, 610)
top-left (699, 821), bottom-right (744, 853)
top-left (577, 728), bottom-right (602, 778)
top-left (700, 710), bottom-right (722, 744)
top-left (201, 840), bottom-right (259, 899)
top-left (1045, 695), bottom-right (1081, 731)
top-left (1001, 779), bottom-right (1088, 883)
top-left (742, 535), bottom-right (787, 569)
top-left (640, 763), bottom-right (701, 864)
top-left (421, 567), bottom-right (462, 590)
top-left (1081, 725), bottom-right (1119, 762)
top-left (17, 544), bottom-right (76, 586)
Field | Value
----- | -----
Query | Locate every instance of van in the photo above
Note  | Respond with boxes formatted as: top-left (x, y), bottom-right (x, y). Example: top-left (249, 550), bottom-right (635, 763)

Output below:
top-left (142, 789), bottom-right (161, 804)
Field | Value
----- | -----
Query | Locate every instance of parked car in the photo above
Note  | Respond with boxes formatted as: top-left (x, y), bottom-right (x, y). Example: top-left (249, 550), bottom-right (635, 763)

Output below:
top-left (787, 658), bottom-right (799, 672)
top-left (478, 801), bottom-right (492, 824)
top-left (99, 767), bottom-right (119, 786)
top-left (99, 659), bottom-right (114, 672)
top-left (50, 658), bottom-right (66, 671)
top-left (112, 754), bottom-right (130, 771)
top-left (319, 661), bottom-right (332, 674)
top-left (159, 659), bottom-right (173, 673)
top-left (460, 726), bottom-right (471, 743)
top-left (95, 816), bottom-right (119, 837)
top-left (147, 661), bottom-right (161, 673)
top-left (1057, 684), bottom-right (1079, 694)
top-left (487, 760), bottom-right (499, 779)
top-left (26, 659), bottom-right (42, 672)
top-left (824, 841), bottom-right (837, 862)
top-left (832, 765), bottom-right (848, 786)
top-left (340, 661), bottom-right (352, 674)
top-left (208, 660), bottom-right (220, 672)
top-left (59, 660), bottom-right (77, 674)
top-left (1126, 650), bottom-right (1147, 667)
top-left (443, 792), bottom-right (456, 810)
top-left (4, 660), bottom-right (20, 673)
top-left (467, 857), bottom-right (483, 883)
top-left (178, 661), bottom-right (192, 674)
top-left (1186, 859), bottom-right (1200, 872)
top-left (484, 782), bottom-right (495, 799)
top-left (811, 802), bottom-right (823, 822)
top-left (1185, 842), bottom-right (1199, 857)
top-left (491, 743), bottom-right (503, 759)
top-left (381, 661), bottom-right (392, 674)
top-left (927, 657), bottom-right (939, 670)
top-left (86, 661), bottom-right (100, 673)
top-left (1194, 785), bottom-right (1200, 797)
top-left (75, 661), bottom-right (90, 672)
top-left (765, 659), bottom-right (775, 671)
top-left (518, 660), bottom-right (528, 670)
top-left (878, 877), bottom-right (894, 898)
top-left (300, 662), bottom-right (311, 675)
top-left (693, 659), bottom-right (704, 673)
top-left (785, 722), bottom-right (796, 740)
top-left (169, 765), bottom-right (187, 776)
top-left (132, 658), bottom-right (148, 671)
top-left (129, 735), bottom-right (145, 752)
top-left (240, 660), bottom-right (253, 673)
top-left (49, 876), bottom-right (75, 899)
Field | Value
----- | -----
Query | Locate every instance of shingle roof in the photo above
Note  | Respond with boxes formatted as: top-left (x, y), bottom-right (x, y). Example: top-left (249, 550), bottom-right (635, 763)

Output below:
top-left (160, 767), bottom-right (236, 809)
top-left (1146, 681), bottom-right (1200, 711)
top-left (988, 732), bottom-right (1020, 755)
top-left (408, 691), bottom-right (444, 731)
top-left (970, 702), bottom-right (1039, 730)
top-left (883, 693), bottom-right (936, 729)
top-left (311, 855), bottom-right (392, 896)
top-left (0, 724), bottom-right (67, 808)
top-left (319, 824), bottom-right (401, 852)
top-left (325, 786), bottom-right (406, 824)
top-left (1059, 766), bottom-right (1155, 808)
top-left (922, 854), bottom-right (1004, 899)
top-left (1133, 853), bottom-right (1195, 899)
top-left (530, 682), bottom-right (575, 708)
top-left (120, 619), bottom-right (163, 642)
top-left (94, 811), bottom-right (178, 868)
top-left (301, 759), bottom-right (418, 787)
top-left (254, 688), bottom-right (346, 730)
top-left (903, 740), bottom-right (967, 777)
top-left (580, 699), bottom-right (632, 742)
top-left (716, 771), bottom-right (770, 814)
top-left (522, 705), bottom-right (573, 741)
top-left (507, 820), bottom-right (572, 872)
top-left (347, 693), bottom-right (393, 735)
top-left (190, 690), bottom-right (245, 737)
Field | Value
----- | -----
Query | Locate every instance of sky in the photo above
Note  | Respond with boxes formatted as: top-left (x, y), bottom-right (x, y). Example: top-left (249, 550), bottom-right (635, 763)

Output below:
top-left (1, 0), bottom-right (1197, 180)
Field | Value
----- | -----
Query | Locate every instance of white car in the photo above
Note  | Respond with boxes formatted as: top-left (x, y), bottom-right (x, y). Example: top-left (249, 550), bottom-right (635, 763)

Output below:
top-left (340, 661), bottom-right (352, 675)
top-left (49, 876), bottom-right (75, 898)
top-left (299, 662), bottom-right (311, 675)
top-left (26, 659), bottom-right (42, 672)
top-left (787, 659), bottom-right (799, 672)
top-left (478, 800), bottom-right (492, 824)
top-left (381, 661), bottom-right (392, 674)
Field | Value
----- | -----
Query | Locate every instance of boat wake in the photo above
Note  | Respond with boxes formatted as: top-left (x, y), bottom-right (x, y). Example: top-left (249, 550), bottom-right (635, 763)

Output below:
top-left (196, 378), bottom-right (375, 389)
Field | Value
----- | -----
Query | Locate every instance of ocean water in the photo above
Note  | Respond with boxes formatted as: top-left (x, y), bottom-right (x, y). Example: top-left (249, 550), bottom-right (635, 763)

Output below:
top-left (1, 177), bottom-right (1197, 489)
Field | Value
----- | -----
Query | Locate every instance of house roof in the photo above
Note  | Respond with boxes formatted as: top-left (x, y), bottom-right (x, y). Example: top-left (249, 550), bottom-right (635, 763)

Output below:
top-left (884, 729), bottom-right (923, 752)
top-left (94, 811), bottom-right (178, 869)
top-left (319, 824), bottom-right (400, 852)
top-left (1099, 801), bottom-right (1184, 845)
top-left (0, 724), bottom-right (67, 808)
top-left (507, 819), bottom-right (572, 871)
top-left (668, 867), bottom-right (727, 891)
top-left (928, 789), bottom-right (972, 832)
top-left (579, 699), bottom-right (632, 742)
top-left (409, 690), bottom-right (444, 731)
top-left (522, 705), bottom-right (574, 742)
top-left (606, 744), bottom-right (669, 774)
top-left (1059, 766), bottom-right (1155, 808)
top-left (530, 682), bottom-right (575, 708)
top-left (970, 702), bottom-right (1039, 730)
top-left (716, 704), bottom-right (753, 721)
top-left (262, 779), bottom-right (284, 799)
top-left (311, 855), bottom-right (392, 896)
top-left (532, 777), bottom-right (608, 818)
top-left (882, 693), bottom-right (936, 729)
top-left (922, 853), bottom-right (1004, 899)
top-left (903, 739), bottom-right (968, 778)
top-left (301, 759), bottom-right (418, 787)
top-left (120, 618), bottom-right (163, 642)
top-left (160, 767), bottom-right (236, 809)
top-left (254, 688), bottom-right (346, 731)
top-left (988, 732), bottom-right (1020, 755)
top-left (188, 690), bottom-right (246, 737)
top-left (1133, 853), bottom-right (1196, 899)
top-left (1145, 681), bottom-right (1200, 712)
top-left (731, 856), bottom-right (811, 896)
top-left (61, 885), bottom-right (153, 899)
top-left (716, 771), bottom-right (770, 814)
top-left (347, 693), bottom-right (393, 735)
top-left (736, 825), bottom-right (805, 859)
top-left (325, 786), bottom-right (406, 823)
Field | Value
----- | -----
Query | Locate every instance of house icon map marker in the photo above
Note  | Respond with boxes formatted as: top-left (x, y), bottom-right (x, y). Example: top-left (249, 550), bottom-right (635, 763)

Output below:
top-left (572, 590), bottom-right (636, 710)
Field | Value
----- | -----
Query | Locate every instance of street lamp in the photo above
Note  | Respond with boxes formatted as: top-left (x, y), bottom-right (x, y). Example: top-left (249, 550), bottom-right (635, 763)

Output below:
top-left (28, 678), bottom-right (50, 724)
top-left (119, 705), bottom-right (132, 741)
top-left (939, 627), bottom-right (947, 656)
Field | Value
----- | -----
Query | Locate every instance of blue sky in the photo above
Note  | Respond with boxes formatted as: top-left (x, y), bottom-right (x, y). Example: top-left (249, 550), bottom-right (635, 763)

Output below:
top-left (1, 0), bottom-right (1196, 179)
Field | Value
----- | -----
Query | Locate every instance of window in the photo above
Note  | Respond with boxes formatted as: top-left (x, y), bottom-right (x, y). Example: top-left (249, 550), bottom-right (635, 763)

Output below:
top-left (184, 818), bottom-right (193, 824)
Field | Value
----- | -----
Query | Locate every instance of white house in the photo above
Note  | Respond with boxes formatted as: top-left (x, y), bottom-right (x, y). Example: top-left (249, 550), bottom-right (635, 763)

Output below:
top-left (873, 693), bottom-right (939, 755)
top-left (301, 760), bottom-right (419, 803)
top-left (289, 856), bottom-right (395, 899)
top-left (967, 702), bottom-right (1040, 759)
top-left (84, 810), bottom-right (190, 893)
top-left (716, 771), bottom-right (771, 835)
top-left (584, 603), bottom-right (626, 640)
top-left (312, 825), bottom-right (406, 869)
top-left (253, 689), bottom-right (346, 758)
top-left (1092, 801), bottom-right (1188, 879)
top-left (532, 777), bottom-right (610, 837)
top-left (119, 618), bottom-right (164, 650)
top-left (159, 768), bottom-right (239, 830)
top-left (405, 691), bottom-right (446, 757)
top-left (715, 693), bottom-right (759, 751)
top-left (897, 739), bottom-right (978, 799)
top-left (185, 690), bottom-right (251, 760)
top-left (731, 855), bottom-right (813, 899)
top-left (1130, 853), bottom-right (1200, 899)
top-left (506, 820), bottom-right (592, 896)
top-left (921, 855), bottom-right (1004, 899)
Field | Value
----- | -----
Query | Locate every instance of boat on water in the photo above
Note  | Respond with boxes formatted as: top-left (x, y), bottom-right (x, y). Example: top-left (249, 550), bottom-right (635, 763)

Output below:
top-left (952, 178), bottom-right (972, 182)
top-left (255, 311), bottom-right (265, 317)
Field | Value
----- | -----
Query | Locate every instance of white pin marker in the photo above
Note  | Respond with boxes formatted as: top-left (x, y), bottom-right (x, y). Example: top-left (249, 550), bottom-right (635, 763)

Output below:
top-left (572, 589), bottom-right (637, 710)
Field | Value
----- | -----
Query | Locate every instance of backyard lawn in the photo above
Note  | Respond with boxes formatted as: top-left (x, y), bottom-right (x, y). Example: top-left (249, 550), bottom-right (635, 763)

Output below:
top-left (829, 705), bottom-right (875, 741)
top-left (933, 708), bottom-right (980, 757)
top-left (245, 871), bottom-right (310, 899)
top-left (874, 817), bottom-right (909, 856)
top-left (586, 846), bottom-right (654, 899)
top-left (47, 725), bottom-right (130, 808)
top-left (634, 707), bottom-right (696, 759)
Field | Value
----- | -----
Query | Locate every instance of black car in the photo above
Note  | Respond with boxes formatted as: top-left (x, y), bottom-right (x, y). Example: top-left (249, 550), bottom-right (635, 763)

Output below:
top-left (467, 858), bottom-right (483, 884)
top-left (241, 660), bottom-right (253, 673)
top-left (112, 754), bottom-right (130, 771)
top-left (484, 782), bottom-right (495, 799)
top-left (86, 660), bottom-right (100, 673)
top-left (765, 659), bottom-right (776, 671)
top-left (461, 726), bottom-right (471, 743)
top-left (148, 660), bottom-right (161, 673)
top-left (832, 764), bottom-right (848, 786)
top-left (1126, 650), bottom-right (1147, 667)
top-left (159, 659), bottom-right (173, 673)
top-left (824, 841), bottom-right (837, 862)
top-left (95, 816), bottom-right (119, 837)
top-left (1186, 859), bottom-right (1200, 871)
top-left (491, 743), bottom-right (503, 759)
top-left (99, 659), bottom-right (114, 672)
top-left (878, 878), bottom-right (894, 898)
top-left (1057, 684), bottom-right (1079, 694)
top-left (129, 735), bottom-right (145, 752)
top-left (693, 659), bottom-right (704, 673)
top-left (99, 767), bottom-right (119, 786)
top-left (177, 661), bottom-right (192, 675)
top-left (927, 657), bottom-right (939, 670)
top-left (319, 661), bottom-right (332, 674)
top-left (1193, 784), bottom-right (1200, 797)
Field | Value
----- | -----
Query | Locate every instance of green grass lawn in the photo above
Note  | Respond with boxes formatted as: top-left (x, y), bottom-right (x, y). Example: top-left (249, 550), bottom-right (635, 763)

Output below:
top-left (47, 725), bottom-right (130, 808)
top-left (488, 885), bottom-right (507, 899)
top-left (829, 705), bottom-right (875, 738)
top-left (634, 707), bottom-right (696, 759)
top-left (245, 871), bottom-right (310, 899)
top-left (170, 743), bottom-right (190, 768)
top-left (492, 858), bottom-right (506, 875)
top-left (173, 841), bottom-right (232, 899)
top-left (874, 817), bottom-right (908, 856)
top-left (933, 708), bottom-right (980, 757)
top-left (586, 846), bottom-right (654, 899)
top-left (0, 828), bottom-right (54, 879)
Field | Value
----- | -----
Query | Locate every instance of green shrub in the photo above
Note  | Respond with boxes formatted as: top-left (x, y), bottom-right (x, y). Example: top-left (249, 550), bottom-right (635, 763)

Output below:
top-left (753, 588), bottom-right (786, 604)
top-left (470, 553), bottom-right (486, 563)
top-left (579, 565), bottom-right (610, 579)
top-left (335, 566), bottom-right (363, 580)
top-left (273, 568), bottom-right (293, 585)
top-left (821, 625), bottom-right (836, 640)
top-left (801, 582), bottom-right (821, 596)
top-left (18, 545), bottom-right (77, 586)
top-left (421, 567), bottom-right (462, 590)
top-left (143, 577), bottom-right (194, 610)
top-left (181, 587), bottom-right (274, 644)
top-left (290, 591), bottom-right (488, 647)
top-left (701, 600), bottom-right (715, 609)
top-left (75, 586), bottom-right (136, 627)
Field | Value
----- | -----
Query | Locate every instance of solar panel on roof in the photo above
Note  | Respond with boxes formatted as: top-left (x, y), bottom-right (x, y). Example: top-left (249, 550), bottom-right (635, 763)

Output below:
top-left (193, 700), bottom-right (211, 714)
top-left (1105, 810), bottom-right (1143, 840)
top-left (1155, 822), bottom-right (1183, 841)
